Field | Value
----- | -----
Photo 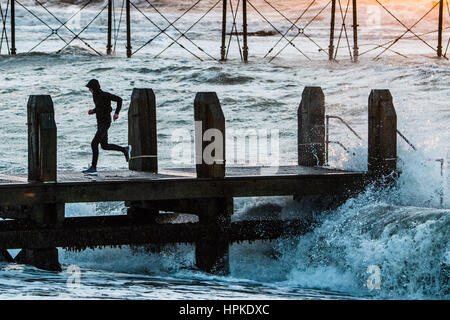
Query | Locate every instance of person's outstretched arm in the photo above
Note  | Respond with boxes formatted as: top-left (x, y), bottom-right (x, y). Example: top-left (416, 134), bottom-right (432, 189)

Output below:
top-left (108, 93), bottom-right (123, 121)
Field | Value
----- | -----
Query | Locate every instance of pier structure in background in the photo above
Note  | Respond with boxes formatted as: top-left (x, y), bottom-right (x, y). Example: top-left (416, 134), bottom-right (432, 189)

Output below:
top-left (0, 0), bottom-right (448, 61)
top-left (0, 86), bottom-right (398, 274)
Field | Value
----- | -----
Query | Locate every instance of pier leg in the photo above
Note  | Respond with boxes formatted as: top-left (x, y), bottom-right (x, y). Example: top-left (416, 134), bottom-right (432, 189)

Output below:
top-left (242, 0), bottom-right (248, 62)
top-left (15, 95), bottom-right (62, 272)
top-left (126, 0), bottom-right (132, 58)
top-left (368, 90), bottom-right (397, 180)
top-left (107, 0), bottom-right (113, 55)
top-left (127, 88), bottom-right (159, 220)
top-left (329, 0), bottom-right (336, 61)
top-left (352, 0), bottom-right (358, 62)
top-left (298, 87), bottom-right (325, 166)
top-left (194, 92), bottom-right (231, 275)
top-left (10, 0), bottom-right (16, 55)
top-left (437, 0), bottom-right (444, 58)
top-left (220, 0), bottom-right (227, 61)
top-left (196, 198), bottom-right (233, 275)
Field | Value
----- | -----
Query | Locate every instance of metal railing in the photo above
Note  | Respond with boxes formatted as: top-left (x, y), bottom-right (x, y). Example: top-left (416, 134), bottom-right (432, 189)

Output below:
top-left (325, 114), bottom-right (362, 165)
top-left (397, 129), bottom-right (446, 208)
top-left (325, 119), bottom-right (446, 208)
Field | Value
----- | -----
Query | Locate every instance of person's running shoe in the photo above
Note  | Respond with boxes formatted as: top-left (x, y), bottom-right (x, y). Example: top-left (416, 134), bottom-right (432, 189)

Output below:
top-left (124, 145), bottom-right (132, 162)
top-left (82, 166), bottom-right (98, 176)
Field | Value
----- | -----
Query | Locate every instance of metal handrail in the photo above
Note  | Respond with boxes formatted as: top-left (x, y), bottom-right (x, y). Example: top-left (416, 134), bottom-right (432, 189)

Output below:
top-left (327, 115), bottom-right (363, 140)
top-left (396, 129), bottom-right (417, 151)
top-left (328, 140), bottom-right (349, 153)
top-left (397, 129), bottom-right (446, 208)
top-left (325, 115), bottom-right (363, 165)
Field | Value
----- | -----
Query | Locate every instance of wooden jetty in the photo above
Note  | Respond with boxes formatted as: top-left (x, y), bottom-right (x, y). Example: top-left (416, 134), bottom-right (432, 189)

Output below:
top-left (0, 87), bottom-right (397, 274)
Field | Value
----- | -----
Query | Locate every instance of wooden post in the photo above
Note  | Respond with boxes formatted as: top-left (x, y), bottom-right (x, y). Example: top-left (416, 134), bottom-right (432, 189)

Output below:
top-left (368, 90), bottom-right (397, 179)
top-left (194, 92), bottom-right (225, 178)
top-left (298, 87), bottom-right (325, 167)
top-left (128, 88), bottom-right (157, 173)
top-left (194, 92), bottom-right (231, 275)
top-left (107, 0), bottom-right (113, 55)
top-left (126, 0), bottom-right (132, 58)
top-left (39, 113), bottom-right (57, 182)
top-left (127, 88), bottom-right (158, 220)
top-left (195, 198), bottom-right (233, 275)
top-left (352, 0), bottom-right (358, 62)
top-left (10, 0), bottom-right (16, 55)
top-left (17, 95), bottom-right (62, 271)
top-left (329, 0), bottom-right (336, 61)
top-left (27, 95), bottom-right (56, 182)
top-left (242, 0), bottom-right (248, 62)
top-left (220, 0), bottom-right (227, 61)
top-left (437, 0), bottom-right (444, 57)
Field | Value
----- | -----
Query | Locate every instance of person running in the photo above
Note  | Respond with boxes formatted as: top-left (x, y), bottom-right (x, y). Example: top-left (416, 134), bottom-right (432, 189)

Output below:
top-left (83, 79), bottom-right (131, 176)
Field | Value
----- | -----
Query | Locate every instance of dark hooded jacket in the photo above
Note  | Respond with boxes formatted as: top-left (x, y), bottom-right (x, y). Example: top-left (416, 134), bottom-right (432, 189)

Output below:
top-left (86, 79), bottom-right (122, 126)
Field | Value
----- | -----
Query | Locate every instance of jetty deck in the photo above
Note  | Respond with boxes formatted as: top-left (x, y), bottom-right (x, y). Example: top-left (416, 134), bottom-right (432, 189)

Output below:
top-left (0, 166), bottom-right (366, 206)
top-left (0, 87), bottom-right (397, 274)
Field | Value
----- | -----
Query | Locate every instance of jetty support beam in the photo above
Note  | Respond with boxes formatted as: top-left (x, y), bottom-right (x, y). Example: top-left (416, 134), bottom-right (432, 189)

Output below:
top-left (368, 89), bottom-right (397, 180)
top-left (15, 95), bottom-right (62, 271)
top-left (194, 92), bottom-right (232, 275)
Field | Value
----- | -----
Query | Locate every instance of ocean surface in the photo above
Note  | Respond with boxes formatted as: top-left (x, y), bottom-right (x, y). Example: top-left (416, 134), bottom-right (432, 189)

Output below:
top-left (0, 0), bottom-right (449, 299)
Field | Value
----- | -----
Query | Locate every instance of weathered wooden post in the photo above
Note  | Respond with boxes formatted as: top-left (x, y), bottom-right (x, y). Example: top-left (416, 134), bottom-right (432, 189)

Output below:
top-left (10, 0), bottom-right (16, 55)
top-left (298, 87), bottom-right (326, 167)
top-left (437, 0), bottom-right (444, 58)
top-left (128, 89), bottom-right (157, 173)
top-left (127, 88), bottom-right (159, 219)
top-left (126, 0), bottom-right (132, 58)
top-left (329, 0), bottom-right (336, 61)
top-left (368, 90), bottom-right (397, 179)
top-left (352, 0), bottom-right (358, 62)
top-left (107, 0), bottom-right (113, 55)
top-left (27, 95), bottom-right (57, 182)
top-left (242, 0), bottom-right (248, 62)
top-left (194, 92), bottom-right (232, 275)
top-left (220, 0), bottom-right (227, 61)
top-left (195, 92), bottom-right (225, 178)
top-left (15, 95), bottom-right (62, 271)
